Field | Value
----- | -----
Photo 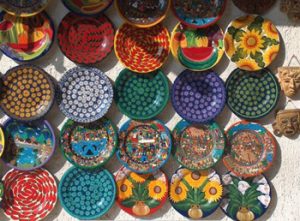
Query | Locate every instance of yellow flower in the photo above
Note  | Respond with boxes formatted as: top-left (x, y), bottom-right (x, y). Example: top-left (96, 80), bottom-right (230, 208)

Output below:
top-left (231, 15), bottom-right (255, 29)
top-left (236, 58), bottom-right (259, 71)
top-left (263, 45), bottom-right (279, 66)
top-left (224, 34), bottom-right (235, 58)
top-left (130, 172), bottom-right (150, 183)
top-left (148, 180), bottom-right (167, 200)
top-left (184, 171), bottom-right (208, 189)
top-left (170, 182), bottom-right (188, 203)
top-left (263, 20), bottom-right (279, 40)
top-left (117, 179), bottom-right (133, 200)
top-left (240, 30), bottom-right (264, 55)
top-left (203, 181), bottom-right (223, 202)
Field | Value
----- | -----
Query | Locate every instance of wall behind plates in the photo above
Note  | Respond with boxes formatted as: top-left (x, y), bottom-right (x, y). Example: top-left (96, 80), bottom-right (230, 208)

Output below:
top-left (0, 0), bottom-right (299, 220)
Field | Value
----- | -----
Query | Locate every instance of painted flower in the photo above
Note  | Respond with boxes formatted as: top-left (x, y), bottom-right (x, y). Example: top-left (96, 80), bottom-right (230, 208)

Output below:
top-left (231, 16), bottom-right (255, 29)
top-left (238, 181), bottom-right (250, 195)
top-left (222, 174), bottom-right (232, 185)
top-left (263, 20), bottom-right (279, 40)
top-left (170, 181), bottom-right (188, 203)
top-left (258, 195), bottom-right (271, 207)
top-left (224, 34), bottom-right (235, 58)
top-left (148, 180), bottom-right (167, 201)
top-left (117, 179), bottom-right (133, 200)
top-left (184, 171), bottom-right (208, 189)
top-left (257, 184), bottom-right (271, 195)
top-left (263, 45), bottom-right (279, 66)
top-left (130, 172), bottom-right (150, 183)
top-left (209, 174), bottom-right (221, 183)
top-left (253, 175), bottom-right (268, 184)
top-left (203, 181), bottom-right (223, 202)
top-left (240, 29), bottom-right (264, 55)
top-left (236, 58), bottom-right (259, 71)
top-left (177, 168), bottom-right (190, 179)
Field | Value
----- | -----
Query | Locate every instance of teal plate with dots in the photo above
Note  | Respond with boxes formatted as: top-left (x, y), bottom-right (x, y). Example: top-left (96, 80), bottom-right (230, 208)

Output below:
top-left (114, 69), bottom-right (169, 120)
top-left (59, 167), bottom-right (116, 220)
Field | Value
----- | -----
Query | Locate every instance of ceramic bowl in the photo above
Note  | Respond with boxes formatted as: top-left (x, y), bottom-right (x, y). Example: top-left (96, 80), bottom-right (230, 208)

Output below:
top-left (62, 0), bottom-right (113, 15)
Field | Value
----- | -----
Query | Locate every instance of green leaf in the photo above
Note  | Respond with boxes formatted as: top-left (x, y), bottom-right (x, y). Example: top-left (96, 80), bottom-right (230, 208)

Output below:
top-left (227, 202), bottom-right (240, 219)
top-left (121, 198), bottom-right (136, 207)
top-left (200, 201), bottom-right (219, 213)
top-left (174, 201), bottom-right (192, 211)
top-left (146, 199), bottom-right (161, 208)
top-left (235, 29), bottom-right (246, 42)
top-left (228, 184), bottom-right (242, 199)
top-left (248, 16), bottom-right (264, 32)
top-left (250, 204), bottom-right (263, 215)
top-left (228, 26), bottom-right (237, 36)
top-left (132, 187), bottom-right (140, 198)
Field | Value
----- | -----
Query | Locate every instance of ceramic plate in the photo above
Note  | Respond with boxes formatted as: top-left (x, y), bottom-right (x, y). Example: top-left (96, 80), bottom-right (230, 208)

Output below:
top-left (223, 121), bottom-right (277, 178)
top-left (171, 23), bottom-right (224, 71)
top-left (62, 0), bottom-right (113, 15)
top-left (114, 69), bottom-right (169, 120)
top-left (114, 23), bottom-right (170, 73)
top-left (59, 167), bottom-right (116, 220)
top-left (172, 69), bottom-right (226, 124)
top-left (0, 65), bottom-right (55, 121)
top-left (226, 68), bottom-right (280, 120)
top-left (0, 181), bottom-right (3, 203)
top-left (232, 0), bottom-right (276, 14)
top-left (169, 168), bottom-right (223, 219)
top-left (172, 120), bottom-right (225, 170)
top-left (0, 11), bottom-right (55, 62)
top-left (58, 67), bottom-right (113, 123)
top-left (224, 15), bottom-right (280, 71)
top-left (60, 118), bottom-right (118, 169)
top-left (221, 173), bottom-right (271, 221)
top-left (2, 168), bottom-right (57, 220)
top-left (117, 119), bottom-right (172, 174)
top-left (0, 127), bottom-right (5, 158)
top-left (57, 12), bottom-right (114, 65)
top-left (115, 167), bottom-right (168, 217)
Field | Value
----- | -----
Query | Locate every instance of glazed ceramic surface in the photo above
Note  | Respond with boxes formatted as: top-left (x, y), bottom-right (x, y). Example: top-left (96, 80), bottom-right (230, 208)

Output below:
top-left (62, 0), bottom-right (113, 15)
top-left (115, 167), bottom-right (168, 217)
top-left (224, 15), bottom-right (280, 71)
top-left (114, 69), bottom-right (169, 120)
top-left (59, 67), bottom-right (113, 123)
top-left (2, 168), bottom-right (57, 221)
top-left (57, 13), bottom-right (114, 65)
top-left (0, 127), bottom-right (5, 158)
top-left (114, 23), bottom-right (170, 73)
top-left (117, 119), bottom-right (172, 174)
top-left (233, 0), bottom-right (276, 14)
top-left (0, 65), bottom-right (55, 121)
top-left (224, 121), bottom-right (277, 178)
top-left (172, 69), bottom-right (226, 124)
top-left (0, 11), bottom-right (54, 62)
top-left (59, 167), bottom-right (116, 220)
top-left (171, 23), bottom-right (224, 71)
top-left (226, 68), bottom-right (280, 120)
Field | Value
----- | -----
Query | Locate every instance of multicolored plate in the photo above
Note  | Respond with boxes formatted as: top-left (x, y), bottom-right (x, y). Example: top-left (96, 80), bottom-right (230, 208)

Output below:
top-left (117, 119), bottom-right (172, 174)
top-left (57, 13), bottom-right (114, 65)
top-left (59, 167), bottom-right (116, 220)
top-left (171, 23), bottom-right (224, 71)
top-left (114, 23), bottom-right (170, 73)
top-left (224, 15), bottom-right (280, 71)
top-left (226, 68), bottom-right (280, 120)
top-left (62, 0), bottom-right (113, 15)
top-left (2, 168), bottom-right (57, 220)
top-left (223, 121), bottom-right (277, 178)
top-left (232, 0), bottom-right (276, 14)
top-left (60, 118), bottom-right (118, 169)
top-left (0, 65), bottom-right (55, 121)
top-left (169, 168), bottom-right (223, 219)
top-left (115, 167), bottom-right (168, 217)
top-left (58, 67), bottom-right (113, 123)
top-left (114, 69), bottom-right (169, 120)
top-left (0, 127), bottom-right (5, 158)
top-left (172, 69), bottom-right (226, 124)
top-left (172, 120), bottom-right (225, 170)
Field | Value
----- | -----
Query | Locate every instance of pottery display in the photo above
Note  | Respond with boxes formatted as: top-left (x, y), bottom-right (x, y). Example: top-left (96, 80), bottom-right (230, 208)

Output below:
top-left (272, 109), bottom-right (300, 137)
top-left (278, 66), bottom-right (300, 97)
top-left (232, 0), bottom-right (276, 14)
top-left (62, 0), bottom-right (113, 15)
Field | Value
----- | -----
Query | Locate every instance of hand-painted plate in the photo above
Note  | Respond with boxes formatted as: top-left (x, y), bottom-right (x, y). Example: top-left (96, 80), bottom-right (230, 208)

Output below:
top-left (171, 23), bottom-right (224, 71)
top-left (2, 168), bottom-right (57, 221)
top-left (0, 127), bottom-right (5, 158)
top-left (116, 0), bottom-right (170, 28)
top-left (0, 65), bottom-right (55, 121)
top-left (115, 167), bottom-right (168, 217)
top-left (172, 120), bottom-right (225, 170)
top-left (0, 11), bottom-right (55, 62)
top-left (224, 15), bottom-right (280, 71)
top-left (59, 167), bottom-right (116, 220)
top-left (221, 173), bottom-right (271, 221)
top-left (226, 68), bottom-right (280, 120)
top-left (58, 67), bottom-right (113, 123)
top-left (170, 168), bottom-right (223, 219)
top-left (114, 23), bottom-right (170, 73)
top-left (223, 121), bottom-right (277, 178)
top-left (57, 13), bottom-right (114, 65)
top-left (60, 118), bottom-right (118, 169)
top-left (62, 0), bottom-right (113, 15)
top-left (172, 69), bottom-right (226, 124)
top-left (171, 0), bottom-right (227, 28)
top-left (114, 69), bottom-right (169, 120)
top-left (117, 119), bottom-right (172, 174)
top-left (232, 0), bottom-right (276, 14)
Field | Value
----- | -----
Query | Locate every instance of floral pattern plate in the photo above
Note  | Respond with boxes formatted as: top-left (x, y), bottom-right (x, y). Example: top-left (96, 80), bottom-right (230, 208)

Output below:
top-left (224, 15), bottom-right (280, 71)
top-left (232, 0), bottom-right (276, 14)
top-left (62, 0), bottom-right (113, 15)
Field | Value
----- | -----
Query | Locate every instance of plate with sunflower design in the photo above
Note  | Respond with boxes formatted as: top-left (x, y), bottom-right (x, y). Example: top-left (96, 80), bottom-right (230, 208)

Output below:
top-left (62, 0), bottom-right (113, 15)
top-left (169, 168), bottom-right (223, 219)
top-left (115, 167), bottom-right (168, 217)
top-left (224, 15), bottom-right (280, 71)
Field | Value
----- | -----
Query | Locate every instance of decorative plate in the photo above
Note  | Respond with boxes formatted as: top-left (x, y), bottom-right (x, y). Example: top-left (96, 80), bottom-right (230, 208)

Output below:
top-left (116, 0), bottom-right (170, 28)
top-left (171, 0), bottom-right (227, 28)
top-left (0, 181), bottom-right (3, 203)
top-left (171, 23), bottom-right (224, 71)
top-left (114, 69), bottom-right (169, 120)
top-left (172, 69), bottom-right (226, 124)
top-left (60, 118), bottom-right (118, 169)
top-left (117, 119), bottom-right (172, 174)
top-left (59, 167), bottom-right (116, 220)
top-left (223, 121), bottom-right (277, 178)
top-left (58, 67), bottom-right (113, 123)
top-left (0, 65), bottom-right (55, 121)
top-left (0, 11), bottom-right (55, 62)
top-left (114, 23), bottom-right (170, 73)
top-left (232, 0), bottom-right (276, 14)
top-left (62, 0), bottom-right (113, 15)
top-left (169, 168), bottom-right (223, 219)
top-left (2, 168), bottom-right (57, 220)
top-left (224, 15), bottom-right (280, 71)
top-left (0, 127), bottom-right (5, 158)
top-left (221, 173), bottom-right (271, 221)
top-left (115, 167), bottom-right (168, 217)
top-left (226, 68), bottom-right (280, 120)
top-left (57, 13), bottom-right (114, 65)
top-left (172, 120), bottom-right (225, 170)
